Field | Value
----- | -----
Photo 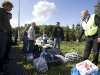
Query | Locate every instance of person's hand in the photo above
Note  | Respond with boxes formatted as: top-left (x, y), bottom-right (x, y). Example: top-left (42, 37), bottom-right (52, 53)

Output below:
top-left (76, 39), bottom-right (79, 43)
top-left (4, 30), bottom-right (7, 32)
top-left (97, 38), bottom-right (100, 43)
top-left (50, 36), bottom-right (53, 40)
top-left (34, 40), bottom-right (36, 43)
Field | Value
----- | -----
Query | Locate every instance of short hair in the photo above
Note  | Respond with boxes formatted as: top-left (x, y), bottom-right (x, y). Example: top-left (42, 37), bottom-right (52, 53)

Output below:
top-left (31, 22), bottom-right (36, 25)
top-left (43, 31), bottom-right (46, 34)
top-left (56, 22), bottom-right (60, 24)
top-left (1, 1), bottom-right (14, 8)
top-left (25, 27), bottom-right (28, 30)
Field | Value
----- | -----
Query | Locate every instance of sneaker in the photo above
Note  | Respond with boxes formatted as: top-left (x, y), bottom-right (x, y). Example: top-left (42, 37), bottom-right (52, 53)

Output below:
top-left (19, 54), bottom-right (27, 61)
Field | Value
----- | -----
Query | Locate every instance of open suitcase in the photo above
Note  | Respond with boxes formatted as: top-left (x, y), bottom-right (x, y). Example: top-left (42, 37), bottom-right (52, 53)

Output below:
top-left (41, 52), bottom-right (62, 68)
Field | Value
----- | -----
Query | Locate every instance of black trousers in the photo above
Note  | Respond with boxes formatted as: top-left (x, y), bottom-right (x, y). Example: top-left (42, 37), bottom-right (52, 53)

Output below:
top-left (0, 31), bottom-right (8, 71)
top-left (82, 35), bottom-right (100, 64)
top-left (4, 32), bottom-right (12, 60)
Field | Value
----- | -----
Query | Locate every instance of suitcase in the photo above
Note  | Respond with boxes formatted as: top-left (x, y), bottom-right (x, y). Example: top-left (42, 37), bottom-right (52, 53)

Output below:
top-left (47, 48), bottom-right (64, 55)
top-left (41, 52), bottom-right (62, 68)
top-left (47, 55), bottom-right (62, 68)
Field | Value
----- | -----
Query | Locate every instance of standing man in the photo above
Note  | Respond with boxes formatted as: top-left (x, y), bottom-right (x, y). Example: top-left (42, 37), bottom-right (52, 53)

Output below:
top-left (52, 22), bottom-right (64, 49)
top-left (0, 1), bottom-right (13, 74)
top-left (76, 10), bottom-right (100, 65)
top-left (28, 22), bottom-right (36, 53)
top-left (4, 12), bottom-right (13, 61)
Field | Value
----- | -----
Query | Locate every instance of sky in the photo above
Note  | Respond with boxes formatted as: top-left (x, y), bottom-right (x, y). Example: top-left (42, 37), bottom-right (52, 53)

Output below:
top-left (0, 0), bottom-right (98, 28)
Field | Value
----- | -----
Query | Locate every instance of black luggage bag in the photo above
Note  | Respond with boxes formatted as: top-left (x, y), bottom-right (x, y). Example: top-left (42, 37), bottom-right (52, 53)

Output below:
top-left (41, 52), bottom-right (62, 68)
top-left (33, 45), bottom-right (42, 59)
top-left (47, 55), bottom-right (62, 68)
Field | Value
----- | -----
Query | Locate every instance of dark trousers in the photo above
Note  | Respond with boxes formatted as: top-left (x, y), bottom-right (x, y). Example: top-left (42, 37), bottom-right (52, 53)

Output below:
top-left (43, 39), bottom-right (47, 45)
top-left (29, 40), bottom-right (34, 53)
top-left (0, 31), bottom-right (8, 71)
top-left (22, 37), bottom-right (28, 54)
top-left (82, 35), bottom-right (100, 65)
top-left (4, 33), bottom-right (12, 60)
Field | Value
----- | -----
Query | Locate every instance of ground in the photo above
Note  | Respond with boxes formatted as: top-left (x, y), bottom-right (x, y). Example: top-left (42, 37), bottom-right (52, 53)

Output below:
top-left (3, 47), bottom-right (26, 75)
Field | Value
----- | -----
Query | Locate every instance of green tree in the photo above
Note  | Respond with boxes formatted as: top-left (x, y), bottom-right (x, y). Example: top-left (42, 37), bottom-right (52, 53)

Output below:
top-left (94, 0), bottom-right (100, 16)
top-left (34, 26), bottom-right (40, 38)
top-left (65, 25), bottom-right (70, 41)
top-left (71, 24), bottom-right (76, 41)
top-left (75, 23), bottom-right (81, 38)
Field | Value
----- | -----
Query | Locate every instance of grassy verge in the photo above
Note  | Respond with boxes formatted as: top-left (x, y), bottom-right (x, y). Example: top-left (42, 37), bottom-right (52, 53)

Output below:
top-left (14, 41), bottom-right (100, 75)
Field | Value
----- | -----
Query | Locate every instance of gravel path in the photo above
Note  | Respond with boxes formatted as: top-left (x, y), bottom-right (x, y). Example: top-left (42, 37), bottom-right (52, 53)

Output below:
top-left (4, 47), bottom-right (27, 75)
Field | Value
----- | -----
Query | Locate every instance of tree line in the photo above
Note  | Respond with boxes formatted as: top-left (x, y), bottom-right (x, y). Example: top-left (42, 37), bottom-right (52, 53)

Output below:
top-left (12, 23), bottom-right (86, 41)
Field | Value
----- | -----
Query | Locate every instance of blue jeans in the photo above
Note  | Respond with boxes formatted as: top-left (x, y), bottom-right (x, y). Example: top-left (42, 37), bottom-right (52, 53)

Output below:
top-left (0, 31), bottom-right (8, 71)
top-left (29, 40), bottom-right (34, 53)
top-left (53, 38), bottom-right (61, 49)
top-left (22, 37), bottom-right (28, 54)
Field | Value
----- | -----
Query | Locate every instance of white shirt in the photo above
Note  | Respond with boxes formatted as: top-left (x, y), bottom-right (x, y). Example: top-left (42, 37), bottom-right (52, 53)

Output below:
top-left (43, 34), bottom-right (47, 40)
top-left (28, 26), bottom-right (35, 40)
top-left (83, 15), bottom-right (90, 23)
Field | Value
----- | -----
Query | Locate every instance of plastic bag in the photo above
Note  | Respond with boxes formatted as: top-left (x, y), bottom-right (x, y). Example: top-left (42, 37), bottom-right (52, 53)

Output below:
top-left (33, 57), bottom-right (48, 73)
top-left (27, 53), bottom-right (34, 61)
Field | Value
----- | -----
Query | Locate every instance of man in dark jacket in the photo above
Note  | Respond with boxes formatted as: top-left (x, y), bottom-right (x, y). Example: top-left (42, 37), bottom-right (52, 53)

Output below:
top-left (0, 1), bottom-right (13, 74)
top-left (52, 22), bottom-right (64, 49)
top-left (76, 10), bottom-right (100, 65)
top-left (4, 12), bottom-right (13, 61)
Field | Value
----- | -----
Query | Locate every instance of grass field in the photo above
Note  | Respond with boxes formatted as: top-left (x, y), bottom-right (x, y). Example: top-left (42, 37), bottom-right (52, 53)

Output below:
top-left (14, 41), bottom-right (100, 75)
